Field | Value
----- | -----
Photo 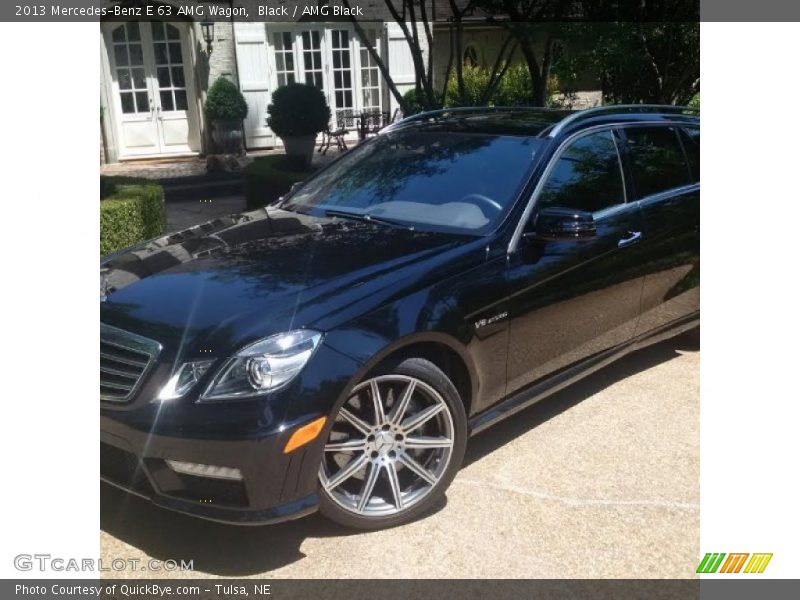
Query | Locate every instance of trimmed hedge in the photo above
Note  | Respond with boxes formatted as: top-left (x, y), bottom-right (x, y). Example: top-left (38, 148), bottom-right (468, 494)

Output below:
top-left (267, 83), bottom-right (331, 137)
top-left (100, 177), bottom-right (166, 255)
top-left (205, 77), bottom-right (248, 122)
top-left (242, 155), bottom-right (313, 209)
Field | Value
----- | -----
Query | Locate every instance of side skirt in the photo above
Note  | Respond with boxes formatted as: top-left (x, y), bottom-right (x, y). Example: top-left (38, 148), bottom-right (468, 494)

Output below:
top-left (467, 313), bottom-right (699, 436)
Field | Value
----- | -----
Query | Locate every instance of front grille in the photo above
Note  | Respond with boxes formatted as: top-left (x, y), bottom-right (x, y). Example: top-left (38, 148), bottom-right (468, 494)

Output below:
top-left (100, 442), bottom-right (153, 495)
top-left (100, 323), bottom-right (161, 402)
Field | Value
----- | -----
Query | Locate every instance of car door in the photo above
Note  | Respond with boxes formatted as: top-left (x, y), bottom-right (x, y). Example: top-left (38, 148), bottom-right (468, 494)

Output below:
top-left (504, 129), bottom-right (647, 396)
top-left (619, 125), bottom-right (700, 337)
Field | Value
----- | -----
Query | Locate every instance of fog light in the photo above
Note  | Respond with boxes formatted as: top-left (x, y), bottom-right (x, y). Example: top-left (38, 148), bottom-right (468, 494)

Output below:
top-left (165, 459), bottom-right (243, 481)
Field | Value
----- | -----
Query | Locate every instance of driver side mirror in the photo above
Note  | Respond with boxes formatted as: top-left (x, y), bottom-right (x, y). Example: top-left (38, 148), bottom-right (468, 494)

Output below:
top-left (526, 207), bottom-right (597, 243)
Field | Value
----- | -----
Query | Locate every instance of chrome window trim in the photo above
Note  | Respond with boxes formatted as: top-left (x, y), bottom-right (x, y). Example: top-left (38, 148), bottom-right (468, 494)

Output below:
top-left (637, 182), bottom-right (700, 208)
top-left (508, 120), bottom-right (694, 254)
top-left (546, 104), bottom-right (699, 139)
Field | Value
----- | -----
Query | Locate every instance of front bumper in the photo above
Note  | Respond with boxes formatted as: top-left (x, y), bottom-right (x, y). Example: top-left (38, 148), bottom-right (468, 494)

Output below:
top-left (100, 415), bottom-right (325, 525)
top-left (99, 334), bottom-right (366, 525)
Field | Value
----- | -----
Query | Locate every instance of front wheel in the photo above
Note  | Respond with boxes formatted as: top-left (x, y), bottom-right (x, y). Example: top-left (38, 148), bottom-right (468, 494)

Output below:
top-left (318, 358), bottom-right (467, 529)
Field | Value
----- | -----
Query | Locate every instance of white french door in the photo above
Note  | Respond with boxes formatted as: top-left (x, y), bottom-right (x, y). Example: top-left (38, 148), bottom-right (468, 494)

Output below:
top-left (234, 24), bottom-right (387, 149)
top-left (104, 21), bottom-right (199, 158)
top-left (269, 25), bottom-right (384, 123)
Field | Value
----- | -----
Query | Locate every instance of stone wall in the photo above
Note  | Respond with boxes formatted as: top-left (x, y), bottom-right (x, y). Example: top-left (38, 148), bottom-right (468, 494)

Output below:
top-left (205, 21), bottom-right (238, 86)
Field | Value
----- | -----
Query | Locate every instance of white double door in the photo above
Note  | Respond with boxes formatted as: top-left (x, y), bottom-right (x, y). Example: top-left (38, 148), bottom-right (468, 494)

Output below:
top-left (103, 21), bottom-right (199, 158)
top-left (235, 23), bottom-right (385, 149)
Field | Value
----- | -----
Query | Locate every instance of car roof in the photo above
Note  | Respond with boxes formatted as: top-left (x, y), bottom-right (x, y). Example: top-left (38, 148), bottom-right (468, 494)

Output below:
top-left (383, 105), bottom-right (699, 140)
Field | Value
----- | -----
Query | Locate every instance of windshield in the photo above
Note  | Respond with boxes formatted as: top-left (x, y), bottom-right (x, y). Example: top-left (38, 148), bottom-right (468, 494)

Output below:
top-left (281, 129), bottom-right (543, 235)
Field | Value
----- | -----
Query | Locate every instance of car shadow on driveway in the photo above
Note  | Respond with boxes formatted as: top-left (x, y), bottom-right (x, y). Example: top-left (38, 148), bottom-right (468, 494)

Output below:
top-left (100, 330), bottom-right (697, 577)
top-left (464, 329), bottom-right (699, 467)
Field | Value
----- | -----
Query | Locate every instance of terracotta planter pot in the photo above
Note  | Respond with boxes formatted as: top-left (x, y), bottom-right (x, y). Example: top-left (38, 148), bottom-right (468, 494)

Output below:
top-left (280, 135), bottom-right (317, 168)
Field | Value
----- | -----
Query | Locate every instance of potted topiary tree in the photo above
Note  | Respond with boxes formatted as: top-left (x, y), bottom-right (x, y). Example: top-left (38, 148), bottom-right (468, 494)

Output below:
top-left (267, 83), bottom-right (331, 168)
top-left (205, 77), bottom-right (248, 154)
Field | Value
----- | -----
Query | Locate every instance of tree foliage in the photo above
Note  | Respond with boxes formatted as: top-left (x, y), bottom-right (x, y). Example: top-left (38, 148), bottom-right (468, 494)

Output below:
top-left (554, 21), bottom-right (699, 105)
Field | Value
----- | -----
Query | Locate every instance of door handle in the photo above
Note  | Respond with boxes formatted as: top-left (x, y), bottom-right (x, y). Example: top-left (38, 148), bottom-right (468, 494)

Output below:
top-left (617, 231), bottom-right (642, 248)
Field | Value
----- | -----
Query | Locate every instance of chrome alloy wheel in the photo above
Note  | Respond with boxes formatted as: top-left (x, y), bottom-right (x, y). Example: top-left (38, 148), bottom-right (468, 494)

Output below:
top-left (319, 374), bottom-right (455, 517)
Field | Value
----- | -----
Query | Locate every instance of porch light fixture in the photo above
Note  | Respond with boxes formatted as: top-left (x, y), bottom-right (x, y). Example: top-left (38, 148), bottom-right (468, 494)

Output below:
top-left (201, 20), bottom-right (214, 55)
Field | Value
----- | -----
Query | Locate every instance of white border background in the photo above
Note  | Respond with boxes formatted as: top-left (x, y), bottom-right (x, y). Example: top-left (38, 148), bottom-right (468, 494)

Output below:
top-left (701, 22), bottom-right (800, 578)
top-left (0, 23), bottom-right (99, 578)
top-left (0, 21), bottom-right (798, 579)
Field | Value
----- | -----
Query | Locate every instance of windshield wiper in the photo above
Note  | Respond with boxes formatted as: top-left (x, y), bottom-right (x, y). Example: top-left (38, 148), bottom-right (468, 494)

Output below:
top-left (324, 209), bottom-right (415, 231)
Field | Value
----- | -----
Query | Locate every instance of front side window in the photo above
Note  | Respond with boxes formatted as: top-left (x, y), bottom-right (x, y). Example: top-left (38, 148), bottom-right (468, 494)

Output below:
top-left (283, 130), bottom-right (544, 235)
top-left (625, 126), bottom-right (691, 198)
top-left (537, 131), bottom-right (625, 213)
top-left (679, 127), bottom-right (700, 183)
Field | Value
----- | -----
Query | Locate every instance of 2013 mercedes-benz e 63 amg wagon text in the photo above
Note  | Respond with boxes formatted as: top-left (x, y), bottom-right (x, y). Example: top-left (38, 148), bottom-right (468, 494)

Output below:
top-left (100, 105), bottom-right (699, 529)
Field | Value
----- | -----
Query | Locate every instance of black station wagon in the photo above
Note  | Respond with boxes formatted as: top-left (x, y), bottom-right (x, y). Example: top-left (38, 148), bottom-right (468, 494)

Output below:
top-left (100, 105), bottom-right (700, 529)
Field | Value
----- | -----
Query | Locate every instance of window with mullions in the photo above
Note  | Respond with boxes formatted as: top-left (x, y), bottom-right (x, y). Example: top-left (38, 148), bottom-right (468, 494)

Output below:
top-left (151, 22), bottom-right (188, 111)
top-left (273, 32), bottom-right (295, 87)
top-left (111, 23), bottom-right (148, 114)
top-left (301, 30), bottom-right (323, 89)
top-left (359, 30), bottom-right (383, 113)
top-left (331, 30), bottom-right (353, 112)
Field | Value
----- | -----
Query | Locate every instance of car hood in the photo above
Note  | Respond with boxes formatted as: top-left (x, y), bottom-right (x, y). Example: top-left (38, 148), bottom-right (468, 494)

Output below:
top-left (100, 207), bottom-right (478, 358)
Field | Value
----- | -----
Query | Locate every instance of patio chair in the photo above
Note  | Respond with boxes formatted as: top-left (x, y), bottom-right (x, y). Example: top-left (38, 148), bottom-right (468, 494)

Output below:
top-left (359, 110), bottom-right (391, 140)
top-left (319, 109), bottom-right (357, 155)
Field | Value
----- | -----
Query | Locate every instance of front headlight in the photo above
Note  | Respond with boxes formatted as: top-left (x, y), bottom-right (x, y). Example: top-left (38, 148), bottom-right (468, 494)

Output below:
top-left (200, 330), bottom-right (322, 401)
top-left (158, 360), bottom-right (214, 400)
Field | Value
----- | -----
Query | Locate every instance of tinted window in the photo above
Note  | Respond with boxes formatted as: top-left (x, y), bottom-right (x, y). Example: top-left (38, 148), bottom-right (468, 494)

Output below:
top-left (538, 131), bottom-right (625, 213)
top-left (679, 127), bottom-right (700, 182)
top-left (284, 130), bottom-right (544, 234)
top-left (625, 127), bottom-right (691, 197)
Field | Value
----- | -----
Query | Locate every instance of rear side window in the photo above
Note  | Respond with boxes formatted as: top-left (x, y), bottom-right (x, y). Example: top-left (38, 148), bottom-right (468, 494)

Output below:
top-left (679, 127), bottom-right (700, 182)
top-left (537, 130), bottom-right (625, 213)
top-left (625, 127), bottom-right (691, 198)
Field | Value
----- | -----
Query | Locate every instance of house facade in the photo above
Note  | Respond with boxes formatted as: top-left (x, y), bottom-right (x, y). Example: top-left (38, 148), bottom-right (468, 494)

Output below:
top-left (99, 3), bottom-right (599, 164)
top-left (100, 8), bottom-right (422, 163)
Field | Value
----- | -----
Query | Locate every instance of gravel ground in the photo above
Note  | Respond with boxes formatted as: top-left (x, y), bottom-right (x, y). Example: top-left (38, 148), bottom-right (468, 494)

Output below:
top-left (101, 331), bottom-right (699, 579)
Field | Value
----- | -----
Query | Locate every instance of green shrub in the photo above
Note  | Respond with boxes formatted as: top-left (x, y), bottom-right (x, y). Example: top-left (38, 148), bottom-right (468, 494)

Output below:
top-left (100, 179), bottom-right (166, 255)
top-left (267, 83), bottom-right (330, 137)
top-left (495, 64), bottom-right (534, 106)
top-left (445, 64), bottom-right (493, 107)
top-left (402, 88), bottom-right (424, 115)
top-left (402, 88), bottom-right (444, 115)
top-left (205, 77), bottom-right (248, 122)
top-left (242, 155), bottom-right (314, 209)
top-left (100, 175), bottom-right (150, 199)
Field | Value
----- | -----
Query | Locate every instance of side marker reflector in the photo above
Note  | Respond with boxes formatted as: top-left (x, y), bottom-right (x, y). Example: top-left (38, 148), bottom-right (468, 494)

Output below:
top-left (283, 416), bottom-right (327, 454)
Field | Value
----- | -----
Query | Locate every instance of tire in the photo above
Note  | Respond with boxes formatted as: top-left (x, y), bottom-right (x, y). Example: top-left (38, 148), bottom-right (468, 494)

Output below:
top-left (318, 357), bottom-right (468, 530)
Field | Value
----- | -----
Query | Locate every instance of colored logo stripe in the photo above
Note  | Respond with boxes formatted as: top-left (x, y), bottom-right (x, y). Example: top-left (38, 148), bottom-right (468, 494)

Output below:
top-left (744, 553), bottom-right (773, 574)
top-left (697, 553), bottom-right (726, 573)
top-left (719, 553), bottom-right (749, 573)
top-left (697, 553), bottom-right (772, 574)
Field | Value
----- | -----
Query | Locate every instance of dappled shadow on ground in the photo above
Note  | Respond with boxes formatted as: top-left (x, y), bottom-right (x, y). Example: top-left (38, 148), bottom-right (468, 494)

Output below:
top-left (101, 329), bottom-right (697, 576)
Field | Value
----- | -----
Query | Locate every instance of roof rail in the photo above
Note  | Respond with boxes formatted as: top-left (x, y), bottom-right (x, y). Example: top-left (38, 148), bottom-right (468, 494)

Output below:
top-left (381, 106), bottom-right (561, 134)
top-left (547, 104), bottom-right (699, 138)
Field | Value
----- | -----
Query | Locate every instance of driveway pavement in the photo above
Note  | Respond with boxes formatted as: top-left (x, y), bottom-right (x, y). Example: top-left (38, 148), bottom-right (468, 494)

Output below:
top-left (100, 331), bottom-right (699, 579)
